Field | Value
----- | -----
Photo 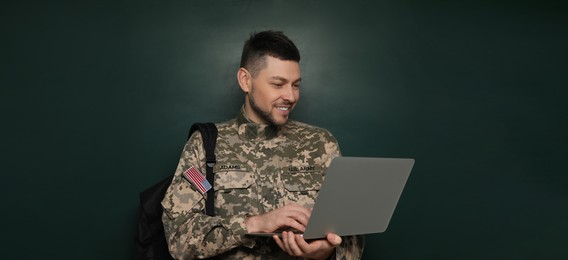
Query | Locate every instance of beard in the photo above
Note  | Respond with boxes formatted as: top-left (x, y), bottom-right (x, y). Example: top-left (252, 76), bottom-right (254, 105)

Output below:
top-left (248, 91), bottom-right (289, 127)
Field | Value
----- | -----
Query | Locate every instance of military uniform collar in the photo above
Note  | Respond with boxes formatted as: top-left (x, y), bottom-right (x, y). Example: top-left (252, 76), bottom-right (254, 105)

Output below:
top-left (236, 107), bottom-right (280, 141)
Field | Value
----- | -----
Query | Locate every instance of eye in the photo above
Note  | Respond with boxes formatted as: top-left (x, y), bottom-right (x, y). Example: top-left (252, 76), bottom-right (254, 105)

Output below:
top-left (271, 83), bottom-right (284, 88)
top-left (292, 84), bottom-right (300, 90)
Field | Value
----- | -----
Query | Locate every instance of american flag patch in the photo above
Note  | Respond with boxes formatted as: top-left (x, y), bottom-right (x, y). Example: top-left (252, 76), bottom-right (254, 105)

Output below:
top-left (183, 166), bottom-right (212, 194)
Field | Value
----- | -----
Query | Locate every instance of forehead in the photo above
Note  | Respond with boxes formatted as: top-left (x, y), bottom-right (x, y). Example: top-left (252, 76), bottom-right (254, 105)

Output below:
top-left (256, 56), bottom-right (301, 81)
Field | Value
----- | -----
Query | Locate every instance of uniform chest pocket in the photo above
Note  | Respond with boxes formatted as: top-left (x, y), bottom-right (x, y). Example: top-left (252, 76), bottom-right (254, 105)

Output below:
top-left (213, 169), bottom-right (254, 216)
top-left (281, 171), bottom-right (323, 208)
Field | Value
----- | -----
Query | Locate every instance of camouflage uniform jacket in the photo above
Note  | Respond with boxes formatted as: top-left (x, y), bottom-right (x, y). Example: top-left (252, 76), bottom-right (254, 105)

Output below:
top-left (162, 108), bottom-right (364, 259)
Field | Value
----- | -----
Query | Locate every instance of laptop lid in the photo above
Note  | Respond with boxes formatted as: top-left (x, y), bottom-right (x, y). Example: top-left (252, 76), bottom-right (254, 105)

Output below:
top-left (302, 157), bottom-right (414, 239)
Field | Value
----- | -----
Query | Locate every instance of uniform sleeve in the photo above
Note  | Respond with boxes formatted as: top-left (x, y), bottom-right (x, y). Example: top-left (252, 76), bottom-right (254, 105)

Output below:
top-left (161, 132), bottom-right (255, 259)
top-left (323, 131), bottom-right (366, 259)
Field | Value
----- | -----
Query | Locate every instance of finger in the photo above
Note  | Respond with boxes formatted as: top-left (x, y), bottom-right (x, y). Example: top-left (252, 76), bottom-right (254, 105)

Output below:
top-left (295, 211), bottom-right (311, 227)
top-left (285, 209), bottom-right (311, 228)
top-left (284, 218), bottom-right (307, 232)
top-left (295, 234), bottom-right (312, 249)
top-left (327, 233), bottom-right (342, 247)
top-left (285, 204), bottom-right (312, 218)
top-left (273, 234), bottom-right (286, 251)
top-left (269, 205), bottom-right (311, 232)
top-left (298, 235), bottom-right (335, 255)
top-left (286, 233), bottom-right (304, 256)
top-left (282, 231), bottom-right (293, 255)
top-left (287, 203), bottom-right (306, 209)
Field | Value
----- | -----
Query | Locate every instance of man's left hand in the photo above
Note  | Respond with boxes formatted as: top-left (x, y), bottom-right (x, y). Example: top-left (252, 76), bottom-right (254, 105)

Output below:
top-left (273, 231), bottom-right (342, 260)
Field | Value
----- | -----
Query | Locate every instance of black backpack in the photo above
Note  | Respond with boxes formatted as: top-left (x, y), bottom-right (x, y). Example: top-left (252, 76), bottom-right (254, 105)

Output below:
top-left (135, 123), bottom-right (218, 260)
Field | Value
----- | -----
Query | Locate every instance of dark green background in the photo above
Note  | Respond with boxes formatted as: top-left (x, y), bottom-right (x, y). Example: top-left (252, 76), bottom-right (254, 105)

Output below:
top-left (2, 0), bottom-right (567, 259)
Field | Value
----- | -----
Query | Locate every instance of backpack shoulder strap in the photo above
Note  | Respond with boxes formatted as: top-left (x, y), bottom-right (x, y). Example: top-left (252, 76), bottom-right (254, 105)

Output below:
top-left (188, 123), bottom-right (218, 216)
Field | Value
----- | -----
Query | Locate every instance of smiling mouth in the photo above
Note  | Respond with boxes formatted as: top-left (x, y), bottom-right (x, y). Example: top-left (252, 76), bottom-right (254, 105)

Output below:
top-left (276, 106), bottom-right (290, 111)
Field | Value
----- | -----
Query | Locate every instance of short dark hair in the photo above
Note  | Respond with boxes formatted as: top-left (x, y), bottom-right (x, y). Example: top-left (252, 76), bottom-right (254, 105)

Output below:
top-left (240, 30), bottom-right (300, 77)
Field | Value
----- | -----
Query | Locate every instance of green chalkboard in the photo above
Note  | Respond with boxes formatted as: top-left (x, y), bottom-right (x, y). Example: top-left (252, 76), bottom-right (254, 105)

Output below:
top-left (1, 0), bottom-right (567, 259)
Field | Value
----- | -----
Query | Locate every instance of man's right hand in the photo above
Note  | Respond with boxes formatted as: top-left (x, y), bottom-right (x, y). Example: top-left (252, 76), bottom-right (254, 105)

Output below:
top-left (245, 204), bottom-right (311, 233)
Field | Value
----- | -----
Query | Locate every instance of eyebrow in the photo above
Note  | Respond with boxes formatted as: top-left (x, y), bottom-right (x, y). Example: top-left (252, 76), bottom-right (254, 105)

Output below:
top-left (270, 76), bottom-right (302, 84)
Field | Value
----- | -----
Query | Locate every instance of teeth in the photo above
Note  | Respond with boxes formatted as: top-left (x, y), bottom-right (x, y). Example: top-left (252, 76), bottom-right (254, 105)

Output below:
top-left (277, 107), bottom-right (289, 111)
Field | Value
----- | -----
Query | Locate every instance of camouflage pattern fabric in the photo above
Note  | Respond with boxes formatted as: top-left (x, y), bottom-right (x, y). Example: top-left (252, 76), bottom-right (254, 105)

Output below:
top-left (162, 108), bottom-right (364, 259)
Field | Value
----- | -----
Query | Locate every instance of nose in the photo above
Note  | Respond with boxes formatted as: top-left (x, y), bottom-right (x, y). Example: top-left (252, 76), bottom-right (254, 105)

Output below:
top-left (281, 84), bottom-right (298, 103)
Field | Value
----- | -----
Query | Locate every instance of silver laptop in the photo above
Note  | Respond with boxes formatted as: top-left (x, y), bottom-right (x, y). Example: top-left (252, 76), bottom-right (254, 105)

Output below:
top-left (248, 156), bottom-right (415, 239)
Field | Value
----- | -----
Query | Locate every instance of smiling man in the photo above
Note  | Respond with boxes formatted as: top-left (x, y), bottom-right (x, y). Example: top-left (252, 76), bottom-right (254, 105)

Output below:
top-left (161, 30), bottom-right (364, 259)
top-left (241, 55), bottom-right (300, 127)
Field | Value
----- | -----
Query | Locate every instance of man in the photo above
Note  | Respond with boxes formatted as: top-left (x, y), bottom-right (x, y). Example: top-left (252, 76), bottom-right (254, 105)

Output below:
top-left (161, 30), bottom-right (364, 259)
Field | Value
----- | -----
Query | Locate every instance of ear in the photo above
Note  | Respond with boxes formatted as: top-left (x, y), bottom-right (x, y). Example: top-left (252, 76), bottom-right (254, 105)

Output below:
top-left (237, 68), bottom-right (252, 93)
